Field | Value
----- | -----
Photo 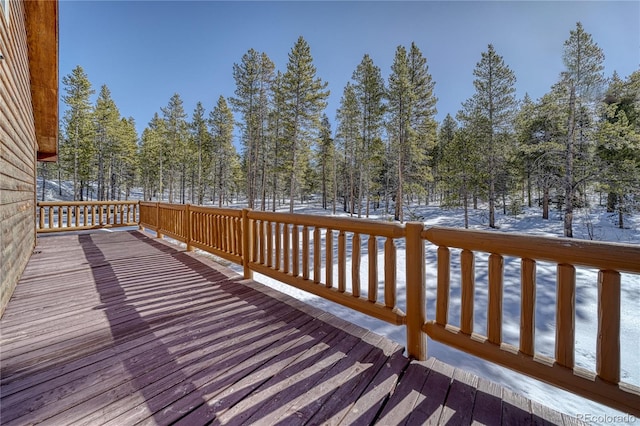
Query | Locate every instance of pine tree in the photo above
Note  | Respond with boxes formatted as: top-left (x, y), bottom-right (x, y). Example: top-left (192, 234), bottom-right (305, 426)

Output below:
top-left (230, 49), bottom-right (275, 209)
top-left (116, 117), bottom-right (138, 200)
top-left (407, 42), bottom-right (438, 205)
top-left (317, 115), bottom-right (336, 212)
top-left (189, 102), bottom-right (211, 204)
top-left (161, 93), bottom-right (189, 203)
top-left (280, 36), bottom-right (329, 212)
top-left (435, 114), bottom-right (457, 204)
top-left (560, 22), bottom-right (605, 237)
top-left (596, 71), bottom-right (640, 228)
top-left (61, 66), bottom-right (95, 200)
top-left (387, 45), bottom-right (412, 221)
top-left (386, 43), bottom-right (437, 221)
top-left (336, 83), bottom-right (360, 215)
top-left (458, 44), bottom-right (517, 228)
top-left (352, 54), bottom-right (386, 216)
top-left (209, 96), bottom-right (236, 207)
top-left (93, 85), bottom-right (122, 200)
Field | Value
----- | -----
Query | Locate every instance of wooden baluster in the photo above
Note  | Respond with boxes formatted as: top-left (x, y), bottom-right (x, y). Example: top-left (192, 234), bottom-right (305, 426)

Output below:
top-left (84, 206), bottom-right (88, 227)
top-left (436, 246), bottom-right (450, 325)
top-left (556, 263), bottom-right (575, 368)
top-left (49, 206), bottom-right (53, 229)
top-left (597, 269), bottom-right (620, 383)
top-left (326, 229), bottom-right (333, 288)
top-left (283, 224), bottom-right (290, 274)
top-left (520, 258), bottom-right (536, 356)
top-left (368, 235), bottom-right (378, 303)
top-left (292, 225), bottom-right (299, 277)
top-left (488, 253), bottom-right (504, 345)
top-left (267, 221), bottom-right (273, 268)
top-left (39, 205), bottom-right (44, 229)
top-left (119, 204), bottom-right (124, 224)
top-left (302, 226), bottom-right (310, 280)
top-left (338, 230), bottom-right (346, 292)
top-left (253, 219), bottom-right (259, 263)
top-left (75, 206), bottom-right (80, 227)
top-left (352, 233), bottom-right (361, 297)
top-left (460, 249), bottom-right (475, 335)
top-left (241, 209), bottom-right (252, 279)
top-left (259, 220), bottom-right (266, 265)
top-left (58, 206), bottom-right (63, 228)
top-left (275, 223), bottom-right (281, 270)
top-left (313, 227), bottom-right (321, 283)
top-left (384, 237), bottom-right (396, 309)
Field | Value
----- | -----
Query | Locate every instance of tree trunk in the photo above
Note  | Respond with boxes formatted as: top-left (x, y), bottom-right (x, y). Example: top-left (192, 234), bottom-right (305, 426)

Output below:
top-left (564, 84), bottom-right (576, 238)
top-left (542, 186), bottom-right (550, 220)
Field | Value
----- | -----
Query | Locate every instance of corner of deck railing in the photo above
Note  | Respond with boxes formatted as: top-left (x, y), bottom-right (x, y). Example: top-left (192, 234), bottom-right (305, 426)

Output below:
top-left (242, 208), bottom-right (253, 280)
top-left (405, 221), bottom-right (427, 361)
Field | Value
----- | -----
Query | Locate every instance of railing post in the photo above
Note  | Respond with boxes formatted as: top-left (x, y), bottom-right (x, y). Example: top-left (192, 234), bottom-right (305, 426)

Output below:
top-left (406, 222), bottom-right (426, 360)
top-left (242, 208), bottom-right (253, 280)
top-left (156, 202), bottom-right (163, 239)
top-left (185, 204), bottom-right (193, 251)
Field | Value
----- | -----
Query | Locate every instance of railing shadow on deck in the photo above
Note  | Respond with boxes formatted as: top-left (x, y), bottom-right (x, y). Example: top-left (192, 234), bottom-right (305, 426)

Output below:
top-left (69, 231), bottom-right (417, 424)
top-left (35, 200), bottom-right (640, 417)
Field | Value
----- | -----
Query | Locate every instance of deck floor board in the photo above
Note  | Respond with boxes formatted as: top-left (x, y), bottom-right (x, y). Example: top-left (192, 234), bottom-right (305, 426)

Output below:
top-left (0, 230), bottom-right (580, 425)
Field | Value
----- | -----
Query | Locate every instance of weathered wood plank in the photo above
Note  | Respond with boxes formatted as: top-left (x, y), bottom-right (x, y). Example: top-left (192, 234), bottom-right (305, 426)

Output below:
top-left (0, 231), bottom-right (574, 426)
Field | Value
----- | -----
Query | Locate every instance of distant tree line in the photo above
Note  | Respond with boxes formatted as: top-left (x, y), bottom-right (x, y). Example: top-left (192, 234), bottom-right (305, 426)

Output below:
top-left (44, 23), bottom-right (639, 237)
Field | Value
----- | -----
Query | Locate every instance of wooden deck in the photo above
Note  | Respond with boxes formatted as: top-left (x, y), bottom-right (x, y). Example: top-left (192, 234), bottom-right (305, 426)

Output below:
top-left (1, 230), bottom-right (581, 425)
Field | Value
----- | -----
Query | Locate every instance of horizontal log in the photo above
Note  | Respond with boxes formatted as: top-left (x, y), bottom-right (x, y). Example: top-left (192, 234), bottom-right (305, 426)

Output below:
top-left (422, 227), bottom-right (640, 273)
top-left (424, 322), bottom-right (640, 417)
top-left (249, 262), bottom-right (406, 326)
top-left (247, 210), bottom-right (406, 238)
top-left (37, 201), bottom-right (137, 207)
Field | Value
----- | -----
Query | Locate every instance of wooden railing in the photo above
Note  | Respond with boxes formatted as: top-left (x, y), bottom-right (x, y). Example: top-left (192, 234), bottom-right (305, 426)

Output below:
top-left (421, 227), bottom-right (640, 416)
top-left (245, 210), bottom-right (407, 326)
top-left (37, 201), bottom-right (138, 233)
top-left (93, 202), bottom-right (640, 415)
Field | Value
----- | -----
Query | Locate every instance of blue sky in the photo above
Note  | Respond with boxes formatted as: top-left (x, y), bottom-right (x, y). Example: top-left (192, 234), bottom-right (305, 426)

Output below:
top-left (60, 1), bottom-right (639, 138)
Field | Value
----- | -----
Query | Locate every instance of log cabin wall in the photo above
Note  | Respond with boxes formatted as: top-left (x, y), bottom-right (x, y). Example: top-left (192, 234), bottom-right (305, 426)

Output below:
top-left (0, 0), bottom-right (58, 316)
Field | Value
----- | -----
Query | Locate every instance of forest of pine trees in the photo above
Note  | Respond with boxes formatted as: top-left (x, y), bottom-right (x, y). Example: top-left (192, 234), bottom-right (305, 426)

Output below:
top-left (43, 24), bottom-right (640, 237)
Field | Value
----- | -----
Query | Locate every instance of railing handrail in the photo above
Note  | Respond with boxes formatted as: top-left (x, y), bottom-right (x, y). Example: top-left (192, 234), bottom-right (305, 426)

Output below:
top-left (37, 200), bottom-right (136, 206)
top-left (247, 209), bottom-right (406, 238)
top-left (423, 226), bottom-right (640, 273)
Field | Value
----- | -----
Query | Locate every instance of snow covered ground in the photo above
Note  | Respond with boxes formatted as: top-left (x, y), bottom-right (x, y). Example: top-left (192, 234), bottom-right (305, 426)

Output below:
top-left (37, 180), bottom-right (639, 421)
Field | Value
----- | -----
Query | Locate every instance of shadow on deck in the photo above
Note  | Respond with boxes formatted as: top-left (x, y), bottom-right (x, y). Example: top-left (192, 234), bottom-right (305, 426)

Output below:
top-left (0, 231), bottom-right (580, 425)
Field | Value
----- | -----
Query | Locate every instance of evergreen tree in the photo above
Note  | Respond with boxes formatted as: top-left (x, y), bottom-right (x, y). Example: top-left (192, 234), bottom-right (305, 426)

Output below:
top-left (407, 42), bottom-right (438, 205)
top-left (435, 114), bottom-right (457, 204)
top-left (230, 49), bottom-right (275, 209)
top-left (336, 83), bottom-right (360, 215)
top-left (189, 102), bottom-right (212, 204)
top-left (317, 114), bottom-right (336, 213)
top-left (596, 71), bottom-right (640, 228)
top-left (386, 43), bottom-right (437, 221)
top-left (352, 54), bottom-right (386, 216)
top-left (560, 22), bottom-right (605, 237)
top-left (458, 44), bottom-right (517, 228)
top-left (387, 45), bottom-right (412, 221)
top-left (93, 85), bottom-right (121, 200)
top-left (161, 93), bottom-right (189, 203)
top-left (116, 117), bottom-right (139, 200)
top-left (280, 36), bottom-right (330, 212)
top-left (61, 65), bottom-right (95, 200)
top-left (209, 96), bottom-right (236, 207)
